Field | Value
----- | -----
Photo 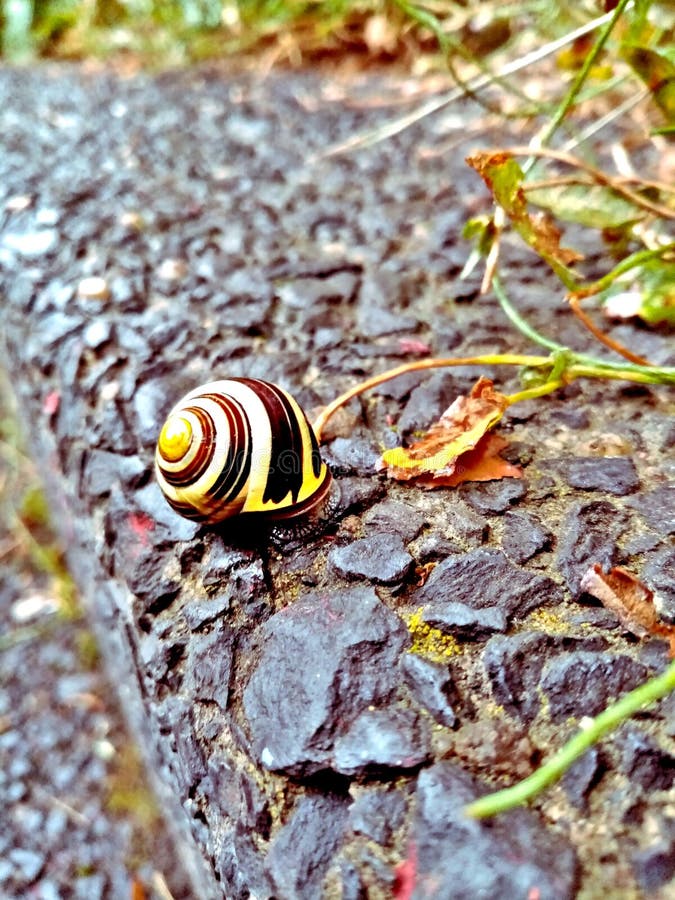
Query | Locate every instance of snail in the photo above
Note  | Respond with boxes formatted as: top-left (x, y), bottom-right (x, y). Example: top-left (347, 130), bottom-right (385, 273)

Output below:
top-left (155, 378), bottom-right (332, 524)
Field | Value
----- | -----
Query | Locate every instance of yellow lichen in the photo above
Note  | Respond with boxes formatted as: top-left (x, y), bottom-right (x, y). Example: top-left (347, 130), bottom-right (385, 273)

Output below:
top-left (404, 607), bottom-right (462, 662)
top-left (526, 607), bottom-right (574, 635)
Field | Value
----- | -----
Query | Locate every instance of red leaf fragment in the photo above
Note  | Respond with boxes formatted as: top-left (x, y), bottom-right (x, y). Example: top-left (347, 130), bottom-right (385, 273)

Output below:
top-left (393, 842), bottom-right (417, 900)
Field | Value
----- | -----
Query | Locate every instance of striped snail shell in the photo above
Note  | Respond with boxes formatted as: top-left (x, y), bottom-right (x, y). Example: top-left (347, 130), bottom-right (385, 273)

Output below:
top-left (155, 378), bottom-right (332, 524)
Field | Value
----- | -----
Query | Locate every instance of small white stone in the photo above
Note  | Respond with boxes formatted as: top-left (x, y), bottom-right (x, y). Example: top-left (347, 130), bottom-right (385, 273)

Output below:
top-left (156, 258), bottom-right (188, 281)
top-left (11, 593), bottom-right (60, 623)
top-left (77, 276), bottom-right (110, 301)
top-left (261, 747), bottom-right (275, 767)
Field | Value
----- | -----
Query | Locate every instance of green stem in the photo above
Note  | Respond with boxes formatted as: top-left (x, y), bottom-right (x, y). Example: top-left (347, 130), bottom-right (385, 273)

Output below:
top-left (492, 275), bottom-right (675, 383)
top-left (572, 242), bottom-right (675, 298)
top-left (466, 659), bottom-right (675, 819)
top-left (493, 275), bottom-right (566, 352)
top-left (569, 362), bottom-right (675, 385)
top-left (523, 0), bottom-right (633, 174)
top-left (506, 380), bottom-right (564, 404)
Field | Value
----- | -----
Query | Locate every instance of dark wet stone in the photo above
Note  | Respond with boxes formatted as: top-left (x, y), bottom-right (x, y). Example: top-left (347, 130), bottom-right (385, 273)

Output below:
top-left (397, 371), bottom-right (474, 434)
top-left (400, 654), bottom-right (458, 727)
top-left (623, 532), bottom-right (662, 555)
top-left (363, 499), bottom-right (427, 543)
top-left (106, 503), bottom-right (182, 614)
top-left (414, 549), bottom-right (563, 623)
top-left (500, 440), bottom-right (535, 467)
top-left (139, 627), bottom-right (187, 686)
top-left (540, 652), bottom-right (649, 722)
top-left (217, 299), bottom-right (271, 331)
top-left (184, 624), bottom-right (234, 712)
top-left (94, 396), bottom-right (139, 454)
top-left (157, 698), bottom-right (208, 796)
top-left (627, 485), bottom-right (675, 535)
top-left (329, 533), bottom-right (414, 585)
top-left (333, 707), bottom-right (430, 775)
top-left (82, 318), bottom-right (112, 349)
top-left (632, 837), bottom-right (675, 893)
top-left (133, 378), bottom-right (173, 446)
top-left (617, 728), bottom-right (675, 792)
top-left (422, 601), bottom-right (508, 639)
top-left (484, 632), bottom-right (565, 724)
top-left (414, 534), bottom-right (464, 561)
top-left (276, 271), bottom-right (358, 308)
top-left (335, 477), bottom-right (385, 515)
top-left (501, 510), bottom-right (553, 563)
top-left (80, 449), bottom-right (146, 498)
top-left (340, 862), bottom-right (368, 900)
top-left (132, 482), bottom-right (200, 542)
top-left (460, 478), bottom-right (527, 513)
top-left (372, 370), bottom-right (425, 401)
top-left (182, 595), bottom-right (231, 630)
top-left (556, 407), bottom-right (591, 429)
top-left (266, 794), bottom-right (349, 898)
top-left (324, 436), bottom-right (381, 476)
top-left (357, 304), bottom-right (417, 337)
top-left (413, 763), bottom-right (578, 899)
top-left (643, 548), bottom-right (675, 622)
top-left (198, 541), bottom-right (265, 595)
top-left (545, 456), bottom-right (639, 495)
top-left (349, 788), bottom-right (408, 844)
top-left (556, 500), bottom-right (629, 597)
top-left (561, 747), bottom-right (602, 811)
top-left (36, 312), bottom-right (81, 347)
top-left (243, 586), bottom-right (408, 776)
top-left (444, 501), bottom-right (489, 545)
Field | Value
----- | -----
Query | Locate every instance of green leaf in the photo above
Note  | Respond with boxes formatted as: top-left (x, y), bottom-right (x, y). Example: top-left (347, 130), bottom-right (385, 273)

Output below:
top-left (526, 183), bottom-right (645, 229)
top-left (602, 260), bottom-right (675, 325)
top-left (466, 151), bottom-right (583, 290)
top-left (621, 44), bottom-right (675, 122)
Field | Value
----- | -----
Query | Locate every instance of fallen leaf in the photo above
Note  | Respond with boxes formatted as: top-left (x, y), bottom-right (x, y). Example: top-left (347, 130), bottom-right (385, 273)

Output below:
top-left (580, 564), bottom-right (675, 656)
top-left (378, 377), bottom-right (522, 488)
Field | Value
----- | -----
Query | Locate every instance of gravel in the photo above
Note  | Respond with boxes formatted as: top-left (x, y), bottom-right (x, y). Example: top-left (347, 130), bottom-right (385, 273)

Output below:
top-left (1, 62), bottom-right (674, 898)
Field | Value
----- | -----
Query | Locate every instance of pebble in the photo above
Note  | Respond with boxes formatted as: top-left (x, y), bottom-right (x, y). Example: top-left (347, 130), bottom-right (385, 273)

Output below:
top-left (617, 727), bottom-right (675, 791)
top-left (400, 653), bottom-right (458, 727)
top-left (555, 500), bottom-right (629, 596)
top-left (363, 499), bottom-right (427, 543)
top-left (414, 549), bottom-right (563, 622)
top-left (266, 795), bottom-right (349, 898)
top-left (501, 510), bottom-right (553, 563)
top-left (333, 707), bottom-right (430, 775)
top-left (412, 763), bottom-right (578, 898)
top-left (627, 485), bottom-right (675, 534)
top-left (329, 532), bottom-right (414, 585)
top-left (348, 788), bottom-right (408, 844)
top-left (545, 456), bottom-right (640, 495)
top-left (460, 478), bottom-right (527, 513)
top-left (243, 586), bottom-right (408, 776)
top-left (422, 600), bottom-right (508, 638)
top-left (540, 651), bottom-right (649, 721)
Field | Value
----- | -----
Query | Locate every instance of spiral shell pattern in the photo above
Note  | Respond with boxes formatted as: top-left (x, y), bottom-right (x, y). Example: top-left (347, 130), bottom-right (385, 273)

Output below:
top-left (155, 378), bottom-right (332, 524)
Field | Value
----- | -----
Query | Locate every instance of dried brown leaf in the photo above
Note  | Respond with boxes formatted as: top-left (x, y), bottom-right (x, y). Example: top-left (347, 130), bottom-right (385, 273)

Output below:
top-left (580, 564), bottom-right (675, 655)
top-left (379, 377), bottom-right (521, 487)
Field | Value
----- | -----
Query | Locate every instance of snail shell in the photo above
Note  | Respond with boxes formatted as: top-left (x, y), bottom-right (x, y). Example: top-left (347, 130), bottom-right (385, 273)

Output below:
top-left (155, 378), bottom-right (332, 524)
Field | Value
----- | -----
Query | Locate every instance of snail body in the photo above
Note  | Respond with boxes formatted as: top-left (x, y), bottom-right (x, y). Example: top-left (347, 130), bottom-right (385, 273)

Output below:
top-left (155, 378), bottom-right (332, 524)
